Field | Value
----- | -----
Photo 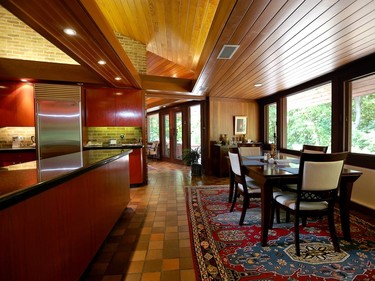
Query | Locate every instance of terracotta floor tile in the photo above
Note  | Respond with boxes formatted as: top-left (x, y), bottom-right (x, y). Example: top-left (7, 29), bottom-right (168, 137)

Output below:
top-left (123, 273), bottom-right (141, 281)
top-left (141, 272), bottom-right (161, 281)
top-left (179, 257), bottom-right (194, 270)
top-left (164, 232), bottom-right (179, 240)
top-left (178, 232), bottom-right (190, 240)
top-left (179, 239), bottom-right (191, 248)
top-left (161, 270), bottom-right (180, 281)
top-left (148, 240), bottom-right (164, 250)
top-left (180, 269), bottom-right (196, 281)
top-left (150, 233), bottom-right (164, 241)
top-left (165, 226), bottom-right (178, 233)
top-left (145, 249), bottom-right (163, 260)
top-left (126, 261), bottom-right (144, 274)
top-left (162, 258), bottom-right (180, 271)
top-left (129, 250), bottom-right (147, 261)
top-left (178, 247), bottom-right (192, 258)
top-left (142, 259), bottom-right (163, 272)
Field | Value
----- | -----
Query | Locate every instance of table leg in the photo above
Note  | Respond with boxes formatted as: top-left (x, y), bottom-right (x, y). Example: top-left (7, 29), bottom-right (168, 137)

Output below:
top-left (339, 179), bottom-right (354, 241)
top-left (229, 170), bottom-right (234, 202)
top-left (261, 183), bottom-right (273, 246)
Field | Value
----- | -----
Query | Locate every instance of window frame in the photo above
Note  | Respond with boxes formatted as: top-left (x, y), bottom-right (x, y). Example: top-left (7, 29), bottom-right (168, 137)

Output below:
top-left (258, 54), bottom-right (375, 170)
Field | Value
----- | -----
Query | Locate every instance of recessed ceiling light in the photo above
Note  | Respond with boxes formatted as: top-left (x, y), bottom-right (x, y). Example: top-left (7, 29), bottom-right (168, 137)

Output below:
top-left (98, 60), bottom-right (106, 65)
top-left (115, 77), bottom-right (122, 81)
top-left (254, 83), bottom-right (263, 87)
top-left (21, 79), bottom-right (28, 82)
top-left (63, 28), bottom-right (77, 36)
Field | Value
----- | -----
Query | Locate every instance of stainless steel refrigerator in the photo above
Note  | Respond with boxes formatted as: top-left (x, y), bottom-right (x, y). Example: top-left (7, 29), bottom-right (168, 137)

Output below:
top-left (35, 84), bottom-right (82, 160)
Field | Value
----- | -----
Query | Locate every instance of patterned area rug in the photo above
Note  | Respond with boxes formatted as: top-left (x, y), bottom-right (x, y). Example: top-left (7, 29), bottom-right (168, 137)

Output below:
top-left (185, 185), bottom-right (375, 280)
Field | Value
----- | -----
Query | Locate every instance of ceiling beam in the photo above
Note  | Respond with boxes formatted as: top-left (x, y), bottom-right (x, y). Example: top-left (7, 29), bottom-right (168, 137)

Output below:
top-left (0, 58), bottom-right (107, 85)
top-left (141, 74), bottom-right (195, 94)
top-left (1, 0), bottom-right (142, 88)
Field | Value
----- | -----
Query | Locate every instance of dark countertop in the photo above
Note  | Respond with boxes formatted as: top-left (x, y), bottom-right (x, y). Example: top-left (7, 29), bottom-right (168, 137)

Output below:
top-left (84, 144), bottom-right (143, 149)
top-left (0, 149), bottom-right (132, 210)
top-left (0, 147), bottom-right (36, 151)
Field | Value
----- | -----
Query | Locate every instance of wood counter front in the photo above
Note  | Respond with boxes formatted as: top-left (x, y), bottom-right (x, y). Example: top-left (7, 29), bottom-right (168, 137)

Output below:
top-left (0, 149), bottom-right (131, 281)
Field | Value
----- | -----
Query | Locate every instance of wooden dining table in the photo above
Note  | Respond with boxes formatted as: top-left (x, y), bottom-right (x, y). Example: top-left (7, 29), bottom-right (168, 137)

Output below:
top-left (228, 155), bottom-right (363, 247)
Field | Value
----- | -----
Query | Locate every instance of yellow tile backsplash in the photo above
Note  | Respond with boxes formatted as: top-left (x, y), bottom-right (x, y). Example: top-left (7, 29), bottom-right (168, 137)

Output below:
top-left (0, 127), bottom-right (36, 148)
top-left (87, 127), bottom-right (142, 144)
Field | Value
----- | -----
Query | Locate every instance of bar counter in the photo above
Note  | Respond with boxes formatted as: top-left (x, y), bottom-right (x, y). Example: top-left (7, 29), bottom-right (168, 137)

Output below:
top-left (0, 148), bottom-right (132, 281)
top-left (0, 149), bottom-right (131, 210)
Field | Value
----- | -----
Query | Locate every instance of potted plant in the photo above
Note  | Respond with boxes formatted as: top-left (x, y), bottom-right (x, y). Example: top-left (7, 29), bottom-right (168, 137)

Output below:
top-left (182, 147), bottom-right (202, 175)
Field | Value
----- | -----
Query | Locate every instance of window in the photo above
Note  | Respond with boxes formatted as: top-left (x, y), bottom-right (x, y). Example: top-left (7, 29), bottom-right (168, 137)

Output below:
top-left (265, 103), bottom-right (277, 143)
top-left (349, 74), bottom-right (375, 154)
top-left (147, 113), bottom-right (159, 142)
top-left (286, 83), bottom-right (332, 151)
top-left (190, 105), bottom-right (201, 150)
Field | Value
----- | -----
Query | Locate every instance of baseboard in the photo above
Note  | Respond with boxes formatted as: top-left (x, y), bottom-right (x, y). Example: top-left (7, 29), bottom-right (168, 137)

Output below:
top-left (350, 201), bottom-right (375, 217)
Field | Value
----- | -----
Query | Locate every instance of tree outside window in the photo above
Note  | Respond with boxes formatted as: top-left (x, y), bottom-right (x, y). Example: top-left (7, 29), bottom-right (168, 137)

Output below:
top-left (286, 83), bottom-right (332, 151)
top-left (349, 74), bottom-right (375, 154)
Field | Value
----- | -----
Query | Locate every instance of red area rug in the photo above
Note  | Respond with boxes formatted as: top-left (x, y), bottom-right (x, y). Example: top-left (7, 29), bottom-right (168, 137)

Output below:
top-left (185, 185), bottom-right (375, 280)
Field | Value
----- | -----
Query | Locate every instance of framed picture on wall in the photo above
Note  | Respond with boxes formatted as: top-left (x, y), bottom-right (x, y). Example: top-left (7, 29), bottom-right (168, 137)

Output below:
top-left (234, 116), bottom-right (247, 135)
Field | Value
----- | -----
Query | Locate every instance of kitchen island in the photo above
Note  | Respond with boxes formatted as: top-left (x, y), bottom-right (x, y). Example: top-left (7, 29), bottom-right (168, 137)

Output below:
top-left (84, 143), bottom-right (145, 186)
top-left (0, 149), bottom-right (132, 281)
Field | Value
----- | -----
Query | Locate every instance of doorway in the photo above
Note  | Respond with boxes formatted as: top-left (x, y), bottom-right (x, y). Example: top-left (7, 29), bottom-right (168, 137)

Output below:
top-left (158, 103), bottom-right (201, 164)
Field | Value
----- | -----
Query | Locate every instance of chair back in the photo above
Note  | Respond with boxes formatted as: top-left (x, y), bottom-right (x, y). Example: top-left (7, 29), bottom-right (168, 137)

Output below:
top-left (297, 152), bottom-right (347, 200)
top-left (302, 144), bottom-right (328, 154)
top-left (238, 146), bottom-right (262, 156)
top-left (228, 150), bottom-right (242, 177)
top-left (152, 141), bottom-right (159, 149)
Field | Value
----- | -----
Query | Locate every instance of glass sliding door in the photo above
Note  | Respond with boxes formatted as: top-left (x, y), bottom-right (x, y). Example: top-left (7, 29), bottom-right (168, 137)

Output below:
top-left (152, 102), bottom-right (202, 163)
top-left (162, 114), bottom-right (170, 158)
top-left (174, 111), bottom-right (183, 161)
top-left (190, 104), bottom-right (201, 151)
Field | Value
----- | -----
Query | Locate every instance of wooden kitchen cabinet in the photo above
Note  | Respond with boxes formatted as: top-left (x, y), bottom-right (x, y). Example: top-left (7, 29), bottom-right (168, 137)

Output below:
top-left (0, 82), bottom-right (35, 127)
top-left (129, 148), bottom-right (143, 185)
top-left (84, 88), bottom-right (116, 126)
top-left (85, 88), bottom-right (144, 127)
top-left (0, 149), bottom-right (37, 167)
top-left (115, 89), bottom-right (143, 126)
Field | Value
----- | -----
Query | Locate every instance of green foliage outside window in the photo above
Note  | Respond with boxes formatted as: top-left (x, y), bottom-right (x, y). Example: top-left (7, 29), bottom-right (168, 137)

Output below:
top-left (148, 113), bottom-right (159, 142)
top-left (351, 93), bottom-right (375, 154)
top-left (287, 103), bottom-right (331, 150)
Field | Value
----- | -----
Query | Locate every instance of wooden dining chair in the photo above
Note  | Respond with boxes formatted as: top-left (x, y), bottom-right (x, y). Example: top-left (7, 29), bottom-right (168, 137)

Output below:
top-left (228, 147), bottom-right (261, 225)
top-left (271, 152), bottom-right (348, 256)
top-left (283, 144), bottom-right (329, 193)
top-left (302, 144), bottom-right (328, 153)
top-left (238, 146), bottom-right (262, 156)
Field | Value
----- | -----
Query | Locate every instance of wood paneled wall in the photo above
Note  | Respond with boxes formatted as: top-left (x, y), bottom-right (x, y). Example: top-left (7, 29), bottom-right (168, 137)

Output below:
top-left (209, 97), bottom-right (259, 143)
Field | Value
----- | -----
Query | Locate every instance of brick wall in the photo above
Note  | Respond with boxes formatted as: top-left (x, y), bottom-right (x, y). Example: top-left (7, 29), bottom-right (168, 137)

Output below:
top-left (0, 127), bottom-right (36, 148)
top-left (115, 32), bottom-right (146, 74)
top-left (0, 6), bottom-right (77, 64)
top-left (0, 6), bottom-right (146, 74)
top-left (87, 127), bottom-right (143, 145)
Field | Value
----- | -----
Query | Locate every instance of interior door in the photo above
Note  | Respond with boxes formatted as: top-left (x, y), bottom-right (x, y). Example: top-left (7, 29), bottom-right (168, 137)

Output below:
top-left (159, 103), bottom-right (201, 164)
top-left (160, 110), bottom-right (184, 163)
top-left (173, 111), bottom-right (183, 161)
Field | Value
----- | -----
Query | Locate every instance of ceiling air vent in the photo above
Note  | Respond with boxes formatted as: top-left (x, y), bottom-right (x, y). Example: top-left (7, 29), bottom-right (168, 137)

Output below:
top-left (217, 45), bottom-right (240, 59)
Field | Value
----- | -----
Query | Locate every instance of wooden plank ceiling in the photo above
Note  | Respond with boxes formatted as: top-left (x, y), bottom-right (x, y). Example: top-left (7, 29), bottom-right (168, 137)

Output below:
top-left (1, 0), bottom-right (374, 111)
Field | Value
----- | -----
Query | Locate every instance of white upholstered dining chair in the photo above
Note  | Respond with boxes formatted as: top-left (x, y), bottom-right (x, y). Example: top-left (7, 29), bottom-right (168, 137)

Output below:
top-left (271, 152), bottom-right (348, 256)
top-left (228, 147), bottom-right (261, 225)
